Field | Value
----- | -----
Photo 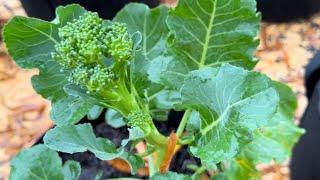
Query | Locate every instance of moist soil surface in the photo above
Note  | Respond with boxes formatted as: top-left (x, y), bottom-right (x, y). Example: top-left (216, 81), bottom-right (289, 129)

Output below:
top-left (58, 110), bottom-right (201, 179)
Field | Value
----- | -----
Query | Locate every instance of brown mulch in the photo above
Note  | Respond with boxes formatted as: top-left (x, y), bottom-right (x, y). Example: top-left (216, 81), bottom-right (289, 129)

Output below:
top-left (1, 0), bottom-right (320, 179)
top-left (0, 1), bottom-right (52, 179)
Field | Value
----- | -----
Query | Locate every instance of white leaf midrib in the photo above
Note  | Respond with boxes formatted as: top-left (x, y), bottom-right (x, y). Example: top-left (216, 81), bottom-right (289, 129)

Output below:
top-left (198, 0), bottom-right (217, 68)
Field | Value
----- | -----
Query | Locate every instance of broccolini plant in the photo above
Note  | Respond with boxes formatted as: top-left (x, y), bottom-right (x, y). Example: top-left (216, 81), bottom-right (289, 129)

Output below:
top-left (4, 0), bottom-right (304, 179)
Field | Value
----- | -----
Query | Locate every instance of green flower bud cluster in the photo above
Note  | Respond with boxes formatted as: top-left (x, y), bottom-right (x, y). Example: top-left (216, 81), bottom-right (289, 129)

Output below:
top-left (87, 65), bottom-right (115, 92)
top-left (68, 66), bottom-right (90, 87)
top-left (127, 111), bottom-right (152, 128)
top-left (69, 65), bottom-right (115, 93)
top-left (105, 23), bottom-right (133, 61)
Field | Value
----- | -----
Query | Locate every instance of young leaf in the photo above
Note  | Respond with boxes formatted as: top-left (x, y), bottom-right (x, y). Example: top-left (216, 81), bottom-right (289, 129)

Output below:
top-left (240, 82), bottom-right (305, 164)
top-left (180, 64), bottom-right (279, 167)
top-left (114, 3), bottom-right (169, 59)
top-left (53, 4), bottom-right (86, 26)
top-left (167, 0), bottom-right (260, 70)
top-left (130, 51), bottom-right (152, 95)
top-left (115, 3), bottom-right (178, 116)
top-left (186, 111), bottom-right (201, 132)
top-left (114, 3), bottom-right (169, 93)
top-left (10, 144), bottom-right (81, 180)
top-left (51, 96), bottom-right (93, 126)
top-left (87, 105), bottom-right (104, 120)
top-left (121, 127), bottom-right (145, 147)
top-left (151, 171), bottom-right (191, 180)
top-left (105, 108), bottom-right (126, 128)
top-left (62, 161), bottom-right (82, 180)
top-left (94, 171), bottom-right (103, 180)
top-left (44, 123), bottom-right (144, 174)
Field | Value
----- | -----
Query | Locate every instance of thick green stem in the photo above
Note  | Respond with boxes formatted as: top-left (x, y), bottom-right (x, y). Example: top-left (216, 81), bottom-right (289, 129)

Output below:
top-left (176, 109), bottom-right (192, 138)
top-left (139, 120), bottom-right (168, 176)
top-left (143, 122), bottom-right (168, 147)
top-left (99, 65), bottom-right (170, 175)
top-left (101, 90), bottom-right (138, 117)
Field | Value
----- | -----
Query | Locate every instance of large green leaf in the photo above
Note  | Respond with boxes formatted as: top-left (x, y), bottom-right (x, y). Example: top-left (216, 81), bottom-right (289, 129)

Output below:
top-left (44, 124), bottom-right (119, 159)
top-left (3, 4), bottom-right (86, 69)
top-left (240, 82), bottom-right (305, 164)
top-left (10, 144), bottom-right (81, 180)
top-left (114, 3), bottom-right (169, 59)
top-left (239, 137), bottom-right (287, 165)
top-left (3, 17), bottom-right (58, 68)
top-left (3, 4), bottom-right (93, 125)
top-left (180, 64), bottom-right (279, 167)
top-left (167, 0), bottom-right (260, 70)
top-left (153, 0), bottom-right (260, 91)
top-left (44, 123), bottom-right (144, 174)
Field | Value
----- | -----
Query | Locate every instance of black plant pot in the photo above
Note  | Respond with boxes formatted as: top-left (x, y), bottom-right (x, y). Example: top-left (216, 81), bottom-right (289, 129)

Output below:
top-left (257, 0), bottom-right (320, 22)
top-left (290, 52), bottom-right (320, 180)
top-left (20, 0), bottom-right (320, 23)
top-left (20, 0), bottom-right (159, 20)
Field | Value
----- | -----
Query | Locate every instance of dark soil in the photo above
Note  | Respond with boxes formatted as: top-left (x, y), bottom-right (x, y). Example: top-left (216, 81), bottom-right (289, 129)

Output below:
top-left (59, 116), bottom-right (133, 179)
top-left (59, 110), bottom-right (201, 179)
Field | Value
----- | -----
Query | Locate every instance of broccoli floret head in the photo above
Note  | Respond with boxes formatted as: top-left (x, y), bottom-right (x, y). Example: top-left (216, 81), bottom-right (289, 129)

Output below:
top-left (52, 12), bottom-right (106, 68)
top-left (52, 12), bottom-right (133, 69)
top-left (51, 11), bottom-right (134, 94)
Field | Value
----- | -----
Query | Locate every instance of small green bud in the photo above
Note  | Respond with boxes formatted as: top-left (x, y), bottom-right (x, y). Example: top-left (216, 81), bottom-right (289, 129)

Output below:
top-left (69, 66), bottom-right (90, 87)
top-left (87, 65), bottom-right (114, 93)
top-left (127, 111), bottom-right (152, 128)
